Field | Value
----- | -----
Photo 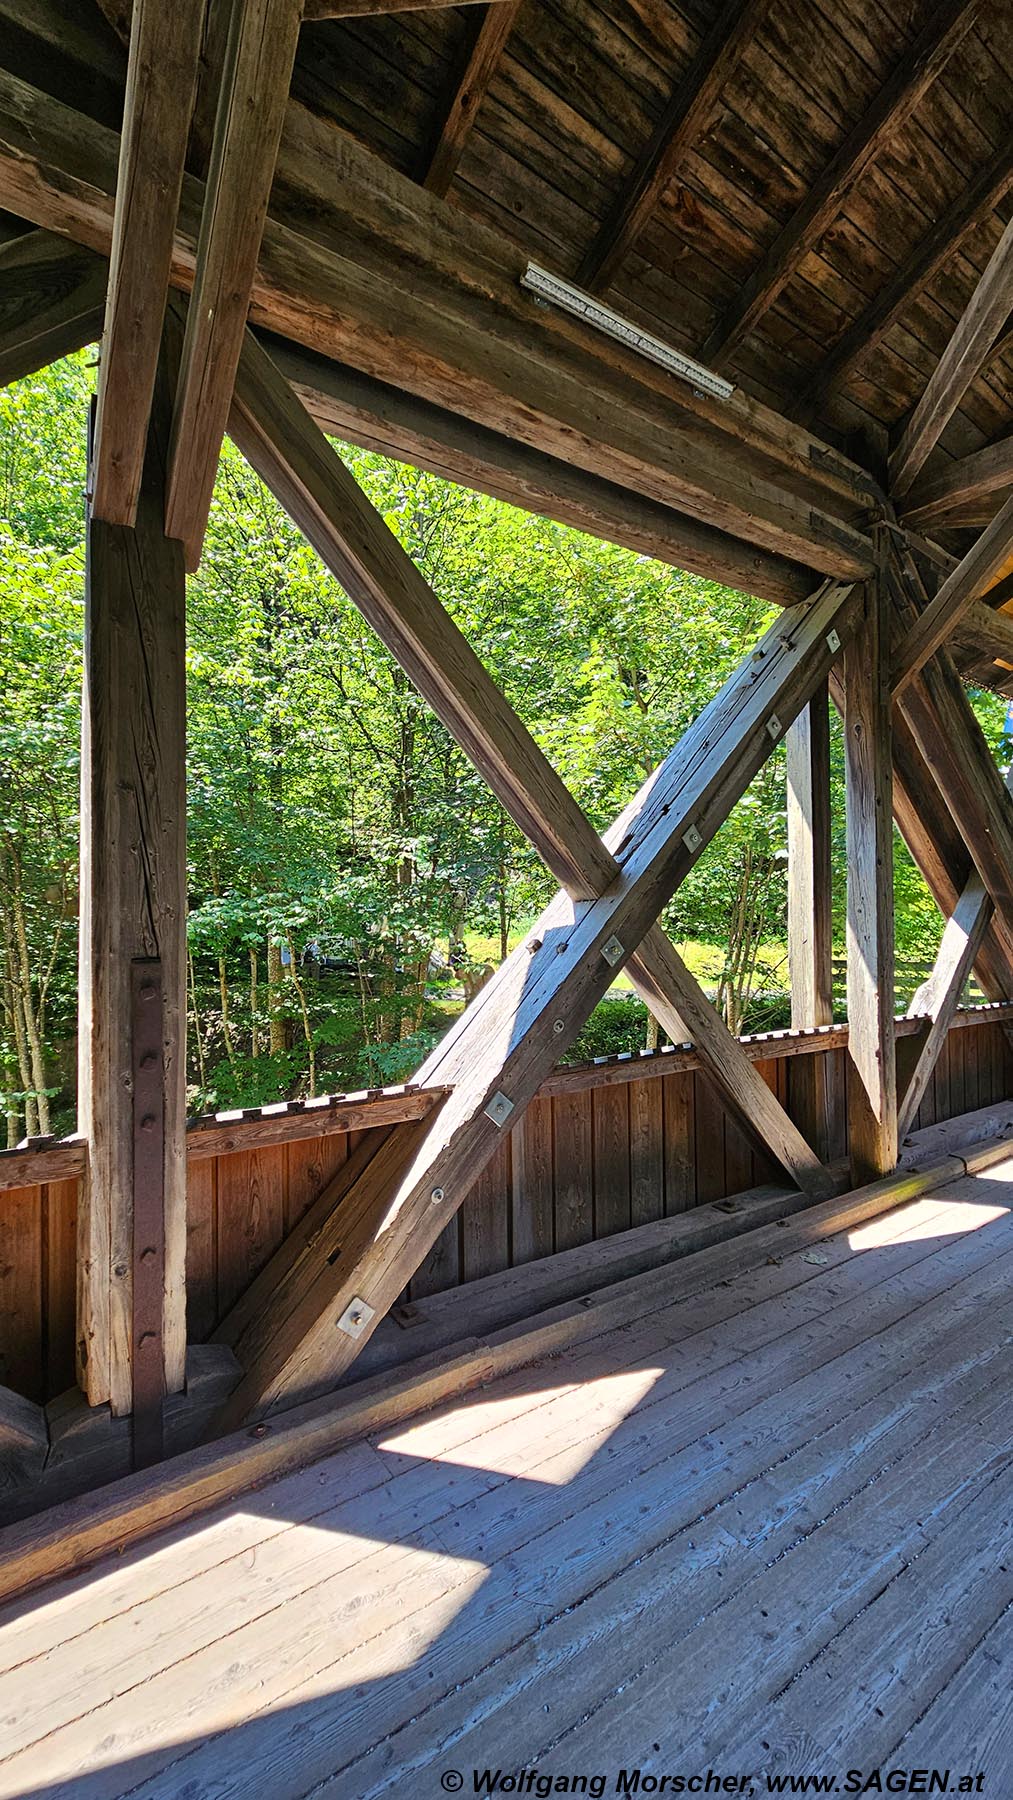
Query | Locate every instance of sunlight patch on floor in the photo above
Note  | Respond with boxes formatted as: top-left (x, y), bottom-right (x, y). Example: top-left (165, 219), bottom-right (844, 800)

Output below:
top-left (848, 1197), bottom-right (1010, 1250)
top-left (0, 1544), bottom-right (488, 1800)
top-left (968, 1156), bottom-right (1013, 1184)
top-left (377, 1367), bottom-right (664, 1483)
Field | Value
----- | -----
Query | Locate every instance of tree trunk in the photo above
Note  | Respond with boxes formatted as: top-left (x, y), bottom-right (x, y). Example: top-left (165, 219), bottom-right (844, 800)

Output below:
top-left (267, 938), bottom-right (287, 1054)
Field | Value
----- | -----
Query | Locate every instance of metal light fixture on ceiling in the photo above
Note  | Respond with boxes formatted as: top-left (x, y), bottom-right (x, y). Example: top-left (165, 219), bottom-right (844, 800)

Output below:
top-left (520, 261), bottom-right (736, 403)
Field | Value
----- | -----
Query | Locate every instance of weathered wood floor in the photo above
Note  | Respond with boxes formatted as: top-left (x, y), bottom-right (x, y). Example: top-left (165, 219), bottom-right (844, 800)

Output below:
top-left (2, 1161), bottom-right (1013, 1798)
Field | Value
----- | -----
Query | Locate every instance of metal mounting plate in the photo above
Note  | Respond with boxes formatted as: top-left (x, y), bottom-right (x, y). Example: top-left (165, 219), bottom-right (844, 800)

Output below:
top-left (337, 1296), bottom-right (376, 1339)
top-left (484, 1089), bottom-right (515, 1126)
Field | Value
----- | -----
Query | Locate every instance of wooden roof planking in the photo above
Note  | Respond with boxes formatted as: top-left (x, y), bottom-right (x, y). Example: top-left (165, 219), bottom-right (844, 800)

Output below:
top-left (0, 3), bottom-right (1010, 625)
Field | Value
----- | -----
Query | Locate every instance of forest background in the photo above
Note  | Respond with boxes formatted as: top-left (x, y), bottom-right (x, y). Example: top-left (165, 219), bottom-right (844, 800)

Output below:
top-left (2, 349), bottom-right (1002, 1143)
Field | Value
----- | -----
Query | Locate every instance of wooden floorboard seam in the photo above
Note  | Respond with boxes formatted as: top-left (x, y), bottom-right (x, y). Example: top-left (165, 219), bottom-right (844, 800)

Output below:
top-left (0, 1187), bottom-right (993, 1675)
top-left (4, 1194), bottom-right (1007, 1704)
top-left (47, 1209), bottom-right (1013, 1800)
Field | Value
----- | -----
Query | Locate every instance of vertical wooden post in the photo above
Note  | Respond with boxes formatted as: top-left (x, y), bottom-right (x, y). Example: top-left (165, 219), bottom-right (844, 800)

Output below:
top-left (786, 682), bottom-right (834, 1156)
top-left (77, 344), bottom-right (187, 1419)
top-left (844, 537), bottom-right (897, 1181)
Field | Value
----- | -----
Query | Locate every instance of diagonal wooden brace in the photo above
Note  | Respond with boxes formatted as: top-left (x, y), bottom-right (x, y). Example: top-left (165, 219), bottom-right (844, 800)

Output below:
top-left (229, 326), bottom-right (839, 1197)
top-left (210, 572), bottom-right (861, 1428)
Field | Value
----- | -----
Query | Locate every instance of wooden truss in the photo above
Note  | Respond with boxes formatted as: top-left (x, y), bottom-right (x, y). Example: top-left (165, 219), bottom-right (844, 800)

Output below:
top-left (210, 331), bottom-right (861, 1423)
top-left (6, 0), bottom-right (1013, 1459)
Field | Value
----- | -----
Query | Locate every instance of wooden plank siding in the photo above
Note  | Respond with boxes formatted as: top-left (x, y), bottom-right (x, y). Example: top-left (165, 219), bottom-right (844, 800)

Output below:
top-left (2, 1011), bottom-right (1010, 1406)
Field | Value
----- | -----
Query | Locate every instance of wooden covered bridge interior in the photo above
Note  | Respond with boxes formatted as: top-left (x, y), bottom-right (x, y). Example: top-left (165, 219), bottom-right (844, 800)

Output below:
top-left (1, 0), bottom-right (1013, 1789)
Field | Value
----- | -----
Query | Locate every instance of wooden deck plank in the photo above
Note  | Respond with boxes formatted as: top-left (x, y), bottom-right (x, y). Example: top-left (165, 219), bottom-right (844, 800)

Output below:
top-left (2, 1174), bottom-right (1011, 1796)
top-left (62, 1239), bottom-right (1012, 1800)
top-left (716, 1454), bottom-right (1013, 1779)
top-left (361, 1354), bottom-right (1013, 1800)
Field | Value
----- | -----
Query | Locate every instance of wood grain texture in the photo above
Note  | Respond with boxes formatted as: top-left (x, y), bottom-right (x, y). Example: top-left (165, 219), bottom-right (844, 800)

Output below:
top-left (165, 0), bottom-right (302, 569)
top-left (899, 868), bottom-right (996, 1139)
top-left (2, 1134), bottom-right (1007, 1618)
top-left (901, 432), bottom-right (1013, 531)
top-left (91, 0), bottom-right (204, 525)
top-left (0, 69), bottom-right (879, 585)
top-left (702, 0), bottom-right (980, 364)
top-left (890, 210), bottom-right (1013, 498)
top-left (78, 342), bottom-right (187, 1413)
top-left (0, 229), bottom-right (104, 385)
top-left (786, 686), bottom-right (834, 1155)
top-left (578, 0), bottom-right (770, 292)
top-left (230, 332), bottom-right (837, 1196)
top-left (422, 0), bottom-right (520, 197)
top-left (893, 492), bottom-right (1013, 695)
top-left (844, 556), bottom-right (897, 1180)
top-left (277, 340), bottom-right (814, 607)
top-left (306, 0), bottom-right (509, 14)
top-left (799, 138), bottom-right (1013, 410)
top-left (210, 584), bottom-right (861, 1419)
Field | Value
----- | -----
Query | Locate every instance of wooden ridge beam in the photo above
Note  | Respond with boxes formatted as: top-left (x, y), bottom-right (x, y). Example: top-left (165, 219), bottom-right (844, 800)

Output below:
top-left (91, 0), bottom-right (204, 526)
top-left (798, 140), bottom-right (1013, 413)
top-left (900, 433), bottom-right (1013, 533)
top-left (702, 0), bottom-right (978, 368)
top-left (209, 559), bottom-right (859, 1423)
top-left (0, 69), bottom-right (879, 585)
top-left (890, 213), bottom-right (1013, 499)
top-left (229, 328), bottom-right (834, 1195)
top-left (165, 0), bottom-right (302, 569)
top-left (892, 492), bottom-right (1013, 695)
top-left (0, 230), bottom-right (104, 386)
top-left (421, 0), bottom-right (520, 198)
top-left (577, 0), bottom-right (768, 294)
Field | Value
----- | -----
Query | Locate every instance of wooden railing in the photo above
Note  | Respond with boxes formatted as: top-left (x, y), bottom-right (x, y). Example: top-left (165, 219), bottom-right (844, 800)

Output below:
top-left (2, 1004), bottom-right (1012, 1403)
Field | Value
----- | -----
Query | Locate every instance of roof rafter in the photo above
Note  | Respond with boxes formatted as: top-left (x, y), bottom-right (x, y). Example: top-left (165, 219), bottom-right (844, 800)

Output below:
top-left (0, 67), bottom-right (879, 584)
top-left (421, 0), bottom-right (520, 198)
top-left (164, 0), bottom-right (303, 569)
top-left (797, 143), bottom-right (1013, 414)
top-left (91, 0), bottom-right (205, 526)
top-left (901, 432), bottom-right (1013, 532)
top-left (701, 0), bottom-right (980, 368)
top-left (890, 213), bottom-right (1013, 499)
top-left (305, 0), bottom-right (510, 16)
top-left (577, 0), bottom-right (768, 294)
top-left (893, 491), bottom-right (1013, 695)
top-left (0, 231), bottom-right (105, 386)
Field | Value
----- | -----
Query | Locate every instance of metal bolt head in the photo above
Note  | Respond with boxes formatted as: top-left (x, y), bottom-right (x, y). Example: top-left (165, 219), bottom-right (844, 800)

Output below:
top-left (484, 1090), bottom-right (515, 1126)
top-left (766, 713), bottom-right (782, 740)
top-left (337, 1296), bottom-right (375, 1339)
top-left (683, 823), bottom-right (702, 854)
top-left (601, 935), bottom-right (625, 967)
top-left (826, 628), bottom-right (841, 653)
top-left (431, 1186), bottom-right (445, 1204)
top-left (552, 1018), bottom-right (565, 1034)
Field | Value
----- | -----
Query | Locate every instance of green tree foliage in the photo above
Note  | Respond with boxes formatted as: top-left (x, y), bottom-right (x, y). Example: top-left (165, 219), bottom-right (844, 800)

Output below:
top-left (0, 352), bottom-right (997, 1134)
